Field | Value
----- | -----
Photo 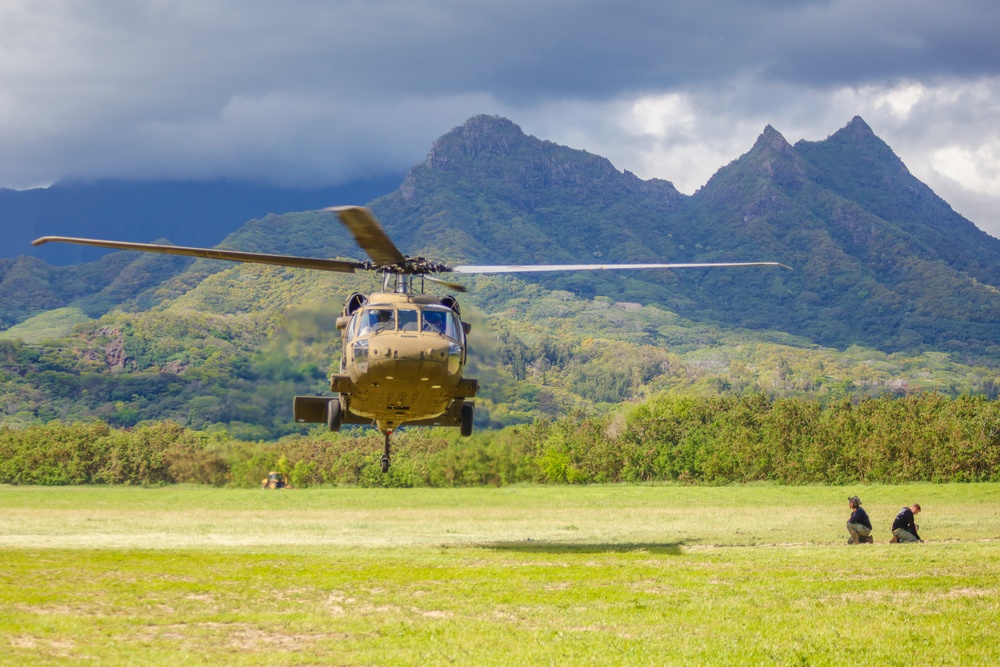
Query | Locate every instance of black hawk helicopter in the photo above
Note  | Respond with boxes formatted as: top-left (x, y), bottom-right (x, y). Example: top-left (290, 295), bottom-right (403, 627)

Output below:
top-left (33, 206), bottom-right (789, 471)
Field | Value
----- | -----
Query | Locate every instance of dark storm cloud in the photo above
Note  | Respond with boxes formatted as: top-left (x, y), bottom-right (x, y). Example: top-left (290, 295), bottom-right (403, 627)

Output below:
top-left (2, 0), bottom-right (1000, 210)
top-left (754, 1), bottom-right (1000, 86)
top-left (272, 1), bottom-right (1000, 99)
top-left (9, 1), bottom-right (996, 103)
top-left (260, 0), bottom-right (1000, 99)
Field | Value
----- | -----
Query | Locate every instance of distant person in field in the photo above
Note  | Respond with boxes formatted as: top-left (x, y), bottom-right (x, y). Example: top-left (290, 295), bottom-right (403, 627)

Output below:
top-left (890, 504), bottom-right (922, 543)
top-left (846, 496), bottom-right (873, 544)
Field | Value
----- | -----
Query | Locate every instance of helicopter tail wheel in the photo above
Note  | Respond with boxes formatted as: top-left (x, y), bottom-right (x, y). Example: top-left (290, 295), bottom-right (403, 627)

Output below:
top-left (460, 403), bottom-right (474, 437)
top-left (327, 398), bottom-right (342, 432)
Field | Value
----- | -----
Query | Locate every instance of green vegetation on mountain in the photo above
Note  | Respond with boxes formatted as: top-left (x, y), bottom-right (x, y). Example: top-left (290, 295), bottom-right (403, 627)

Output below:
top-left (2, 270), bottom-right (999, 438)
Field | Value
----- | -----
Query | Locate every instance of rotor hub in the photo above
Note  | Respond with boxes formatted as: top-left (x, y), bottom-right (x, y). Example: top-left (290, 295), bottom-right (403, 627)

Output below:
top-left (376, 256), bottom-right (450, 275)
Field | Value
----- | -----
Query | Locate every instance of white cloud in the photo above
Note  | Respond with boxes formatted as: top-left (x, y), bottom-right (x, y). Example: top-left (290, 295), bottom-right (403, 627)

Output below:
top-left (630, 95), bottom-right (696, 138)
top-left (872, 83), bottom-right (928, 120)
top-left (932, 143), bottom-right (1000, 196)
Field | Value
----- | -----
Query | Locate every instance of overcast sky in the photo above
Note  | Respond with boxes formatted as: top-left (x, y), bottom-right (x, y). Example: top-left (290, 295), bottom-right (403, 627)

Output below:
top-left (3, 0), bottom-right (1000, 235)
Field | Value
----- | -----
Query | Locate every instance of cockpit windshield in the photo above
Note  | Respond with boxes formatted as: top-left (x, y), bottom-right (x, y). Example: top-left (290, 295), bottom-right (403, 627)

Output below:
top-left (348, 305), bottom-right (461, 341)
top-left (397, 308), bottom-right (419, 332)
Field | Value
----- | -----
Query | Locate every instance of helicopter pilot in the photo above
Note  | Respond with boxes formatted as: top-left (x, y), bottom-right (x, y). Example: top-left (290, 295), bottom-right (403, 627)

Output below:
top-left (359, 308), bottom-right (394, 335)
top-left (422, 310), bottom-right (448, 335)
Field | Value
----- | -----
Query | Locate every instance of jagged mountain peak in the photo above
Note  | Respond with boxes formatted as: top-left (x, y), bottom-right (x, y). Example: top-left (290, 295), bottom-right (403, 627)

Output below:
top-left (821, 115), bottom-right (883, 148)
top-left (754, 124), bottom-right (794, 153)
top-left (701, 123), bottom-right (807, 193)
top-left (424, 115), bottom-right (532, 166)
top-left (421, 115), bottom-right (620, 178)
top-left (403, 115), bottom-right (679, 208)
top-left (842, 115), bottom-right (875, 137)
top-left (748, 125), bottom-right (802, 170)
top-left (792, 115), bottom-right (1000, 282)
top-left (797, 115), bottom-right (906, 172)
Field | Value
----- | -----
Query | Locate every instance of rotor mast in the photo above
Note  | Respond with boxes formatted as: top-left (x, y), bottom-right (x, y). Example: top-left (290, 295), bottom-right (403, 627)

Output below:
top-left (381, 272), bottom-right (423, 294)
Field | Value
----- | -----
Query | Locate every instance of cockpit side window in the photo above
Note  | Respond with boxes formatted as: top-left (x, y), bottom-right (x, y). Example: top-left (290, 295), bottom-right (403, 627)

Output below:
top-left (346, 312), bottom-right (361, 342)
top-left (359, 308), bottom-right (395, 335)
top-left (398, 308), bottom-right (419, 332)
top-left (448, 311), bottom-right (463, 343)
top-left (422, 307), bottom-right (462, 341)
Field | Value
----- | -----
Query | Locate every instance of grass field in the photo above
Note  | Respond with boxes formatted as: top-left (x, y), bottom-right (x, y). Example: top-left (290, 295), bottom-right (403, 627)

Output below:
top-left (2, 483), bottom-right (999, 665)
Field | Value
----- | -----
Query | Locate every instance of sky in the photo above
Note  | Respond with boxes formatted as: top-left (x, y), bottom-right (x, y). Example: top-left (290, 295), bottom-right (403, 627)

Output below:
top-left (3, 0), bottom-right (1000, 235)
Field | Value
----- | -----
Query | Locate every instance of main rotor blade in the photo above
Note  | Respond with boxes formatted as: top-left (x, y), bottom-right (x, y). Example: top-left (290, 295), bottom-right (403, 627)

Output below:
top-left (423, 274), bottom-right (468, 293)
top-left (325, 206), bottom-right (406, 267)
top-left (31, 236), bottom-right (367, 273)
top-left (450, 262), bottom-right (793, 273)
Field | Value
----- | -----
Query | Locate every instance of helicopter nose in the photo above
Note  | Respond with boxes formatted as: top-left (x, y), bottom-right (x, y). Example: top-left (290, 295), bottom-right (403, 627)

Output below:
top-left (368, 343), bottom-right (449, 363)
top-left (368, 339), bottom-right (459, 378)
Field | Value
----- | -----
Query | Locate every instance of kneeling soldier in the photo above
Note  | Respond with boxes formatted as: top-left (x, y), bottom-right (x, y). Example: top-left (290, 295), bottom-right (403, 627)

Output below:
top-left (890, 504), bottom-right (922, 543)
top-left (846, 496), bottom-right (873, 544)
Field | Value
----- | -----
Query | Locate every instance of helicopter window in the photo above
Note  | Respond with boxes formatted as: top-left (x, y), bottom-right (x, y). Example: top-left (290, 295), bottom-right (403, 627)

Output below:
top-left (422, 309), bottom-right (447, 335)
top-left (397, 308), bottom-right (419, 332)
top-left (360, 308), bottom-right (395, 334)
top-left (422, 307), bottom-right (461, 340)
top-left (346, 312), bottom-right (363, 342)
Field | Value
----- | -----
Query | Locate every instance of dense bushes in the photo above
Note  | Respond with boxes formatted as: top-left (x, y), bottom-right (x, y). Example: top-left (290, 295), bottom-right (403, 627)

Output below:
top-left (540, 393), bottom-right (1000, 485)
top-left (2, 392), bottom-right (999, 487)
top-left (0, 421), bottom-right (228, 485)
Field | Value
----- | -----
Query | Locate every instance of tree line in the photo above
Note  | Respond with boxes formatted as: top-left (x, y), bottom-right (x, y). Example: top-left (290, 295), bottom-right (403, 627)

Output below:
top-left (2, 392), bottom-right (998, 487)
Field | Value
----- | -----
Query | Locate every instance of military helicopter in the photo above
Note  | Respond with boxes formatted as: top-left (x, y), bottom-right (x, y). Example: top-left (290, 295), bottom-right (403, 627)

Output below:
top-left (33, 206), bottom-right (789, 472)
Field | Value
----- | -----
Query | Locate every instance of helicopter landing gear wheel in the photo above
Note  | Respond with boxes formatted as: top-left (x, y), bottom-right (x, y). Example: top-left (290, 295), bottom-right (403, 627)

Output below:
top-left (380, 432), bottom-right (391, 473)
top-left (460, 403), bottom-right (474, 438)
top-left (327, 398), bottom-right (342, 432)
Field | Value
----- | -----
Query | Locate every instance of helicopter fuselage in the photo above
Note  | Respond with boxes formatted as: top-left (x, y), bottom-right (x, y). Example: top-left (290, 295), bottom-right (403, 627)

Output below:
top-left (329, 291), bottom-right (477, 434)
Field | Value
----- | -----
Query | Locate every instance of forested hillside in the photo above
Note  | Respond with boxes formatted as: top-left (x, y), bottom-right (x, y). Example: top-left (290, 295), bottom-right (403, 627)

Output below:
top-left (3, 115), bottom-right (1000, 438)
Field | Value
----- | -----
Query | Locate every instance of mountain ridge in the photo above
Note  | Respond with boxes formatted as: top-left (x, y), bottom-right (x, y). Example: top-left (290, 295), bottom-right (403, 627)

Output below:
top-left (9, 114), bottom-right (1000, 358)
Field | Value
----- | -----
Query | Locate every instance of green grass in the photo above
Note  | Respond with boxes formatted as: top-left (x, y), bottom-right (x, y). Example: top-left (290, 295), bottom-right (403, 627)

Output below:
top-left (2, 483), bottom-right (1000, 665)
